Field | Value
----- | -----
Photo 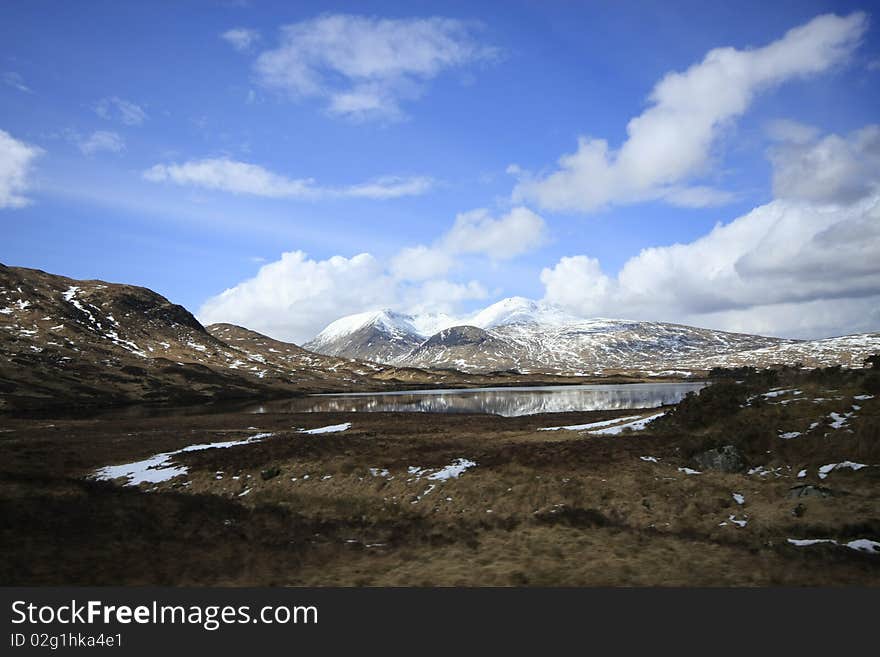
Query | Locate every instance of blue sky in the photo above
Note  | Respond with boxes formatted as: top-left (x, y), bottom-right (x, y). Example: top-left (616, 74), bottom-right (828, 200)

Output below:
top-left (2, 1), bottom-right (879, 342)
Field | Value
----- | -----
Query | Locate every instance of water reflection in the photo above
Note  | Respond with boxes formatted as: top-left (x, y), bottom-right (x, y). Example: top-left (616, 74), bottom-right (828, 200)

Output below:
top-left (245, 382), bottom-right (706, 417)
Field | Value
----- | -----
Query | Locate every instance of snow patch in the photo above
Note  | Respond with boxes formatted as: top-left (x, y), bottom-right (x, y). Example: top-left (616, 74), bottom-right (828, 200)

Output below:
top-left (93, 431), bottom-right (275, 486)
top-left (588, 412), bottom-right (665, 435)
top-left (427, 458), bottom-right (477, 481)
top-left (817, 461), bottom-right (869, 479)
top-left (538, 415), bottom-right (641, 432)
top-left (298, 422), bottom-right (352, 435)
top-left (788, 538), bottom-right (880, 554)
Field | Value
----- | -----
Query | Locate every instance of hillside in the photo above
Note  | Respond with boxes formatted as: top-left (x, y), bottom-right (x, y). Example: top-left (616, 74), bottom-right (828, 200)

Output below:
top-left (306, 297), bottom-right (880, 374)
top-left (0, 265), bottom-right (450, 412)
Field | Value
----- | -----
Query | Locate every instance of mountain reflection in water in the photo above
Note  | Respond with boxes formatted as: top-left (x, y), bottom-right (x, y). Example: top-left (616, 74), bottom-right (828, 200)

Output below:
top-left (245, 382), bottom-right (707, 417)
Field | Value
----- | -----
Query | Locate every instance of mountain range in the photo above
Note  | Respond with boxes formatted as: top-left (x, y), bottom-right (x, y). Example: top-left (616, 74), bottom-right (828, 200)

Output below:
top-left (305, 297), bottom-right (880, 374)
top-left (3, 263), bottom-right (879, 411)
top-left (0, 264), bottom-right (467, 411)
top-left (0, 265), bottom-right (601, 412)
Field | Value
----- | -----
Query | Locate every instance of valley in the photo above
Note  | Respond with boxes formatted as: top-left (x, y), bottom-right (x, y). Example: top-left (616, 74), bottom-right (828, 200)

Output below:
top-left (1, 263), bottom-right (878, 586)
top-left (1, 365), bottom-right (878, 586)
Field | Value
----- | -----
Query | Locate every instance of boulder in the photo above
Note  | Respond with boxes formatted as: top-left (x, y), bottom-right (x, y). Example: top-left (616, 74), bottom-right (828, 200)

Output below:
top-left (787, 484), bottom-right (834, 499)
top-left (260, 467), bottom-right (281, 481)
top-left (691, 445), bottom-right (746, 473)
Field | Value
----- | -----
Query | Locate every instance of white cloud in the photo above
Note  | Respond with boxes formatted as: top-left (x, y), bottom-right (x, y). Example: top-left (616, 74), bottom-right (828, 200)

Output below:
top-left (769, 125), bottom-right (879, 203)
top-left (144, 158), bottom-right (315, 197)
top-left (513, 12), bottom-right (868, 213)
top-left (444, 207), bottom-right (547, 259)
top-left (77, 130), bottom-right (125, 155)
top-left (2, 72), bottom-right (32, 93)
top-left (221, 27), bottom-right (260, 51)
top-left (143, 157), bottom-right (433, 200)
top-left (0, 129), bottom-right (42, 209)
top-left (95, 97), bottom-right (147, 126)
top-left (344, 175), bottom-right (435, 199)
top-left (390, 245), bottom-right (456, 281)
top-left (391, 206), bottom-right (547, 281)
top-left (541, 190), bottom-right (880, 338)
top-left (539, 255), bottom-right (611, 311)
top-left (199, 252), bottom-right (395, 343)
top-left (254, 14), bottom-right (497, 120)
top-left (198, 250), bottom-right (486, 343)
top-left (197, 207), bottom-right (540, 341)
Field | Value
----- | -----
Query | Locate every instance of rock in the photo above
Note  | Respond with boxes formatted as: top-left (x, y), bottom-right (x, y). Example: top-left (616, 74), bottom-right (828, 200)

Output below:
top-left (787, 484), bottom-right (834, 499)
top-left (260, 467), bottom-right (281, 481)
top-left (691, 445), bottom-right (746, 473)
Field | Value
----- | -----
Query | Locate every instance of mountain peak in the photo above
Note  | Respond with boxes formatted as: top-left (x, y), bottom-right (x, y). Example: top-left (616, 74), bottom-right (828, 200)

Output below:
top-left (469, 297), bottom-right (578, 329)
top-left (312, 309), bottom-right (415, 344)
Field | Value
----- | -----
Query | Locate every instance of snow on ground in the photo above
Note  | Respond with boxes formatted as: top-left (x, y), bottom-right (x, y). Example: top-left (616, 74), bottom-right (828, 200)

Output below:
top-left (846, 539), bottom-right (880, 554)
top-left (94, 453), bottom-right (187, 486)
top-left (640, 456), bottom-right (659, 463)
top-left (588, 412), bottom-right (666, 435)
top-left (817, 461), bottom-right (869, 479)
top-left (733, 493), bottom-right (745, 505)
top-left (747, 465), bottom-right (785, 477)
top-left (427, 458), bottom-right (477, 481)
top-left (779, 431), bottom-right (802, 440)
top-left (763, 389), bottom-right (801, 399)
top-left (853, 394), bottom-right (874, 401)
top-left (407, 458), bottom-right (477, 482)
top-left (828, 412), bottom-right (852, 430)
top-left (93, 431), bottom-right (275, 486)
top-left (728, 515), bottom-right (748, 528)
top-left (788, 538), bottom-right (880, 554)
top-left (298, 422), bottom-right (352, 435)
top-left (538, 415), bottom-right (641, 432)
top-left (787, 538), bottom-right (836, 547)
top-left (678, 467), bottom-right (701, 475)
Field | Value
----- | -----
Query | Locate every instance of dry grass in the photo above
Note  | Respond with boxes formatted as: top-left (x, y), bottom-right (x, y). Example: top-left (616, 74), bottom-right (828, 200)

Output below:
top-left (1, 366), bottom-right (878, 586)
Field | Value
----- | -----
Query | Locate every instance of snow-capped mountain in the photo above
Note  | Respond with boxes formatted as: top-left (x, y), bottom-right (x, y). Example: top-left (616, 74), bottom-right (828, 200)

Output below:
top-left (305, 297), bottom-right (880, 374)
top-left (305, 309), bottom-right (429, 362)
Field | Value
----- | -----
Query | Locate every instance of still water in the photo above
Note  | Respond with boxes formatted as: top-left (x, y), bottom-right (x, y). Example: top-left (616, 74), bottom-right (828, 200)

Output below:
top-left (245, 382), bottom-right (707, 418)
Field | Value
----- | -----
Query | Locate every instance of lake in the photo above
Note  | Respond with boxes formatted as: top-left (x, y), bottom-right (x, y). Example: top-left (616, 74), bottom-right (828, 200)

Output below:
top-left (244, 382), bottom-right (707, 417)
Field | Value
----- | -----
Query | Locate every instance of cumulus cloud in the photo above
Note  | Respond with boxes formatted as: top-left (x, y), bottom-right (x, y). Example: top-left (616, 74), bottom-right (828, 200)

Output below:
top-left (390, 245), bottom-right (457, 282)
top-left (513, 12), bottom-right (867, 213)
top-left (76, 130), bottom-right (125, 155)
top-left (199, 252), bottom-right (394, 342)
top-left (769, 124), bottom-right (880, 203)
top-left (0, 129), bottom-right (42, 209)
top-left (95, 96), bottom-right (147, 126)
top-left (539, 255), bottom-right (611, 311)
top-left (198, 207), bottom-right (541, 341)
top-left (391, 206), bottom-right (547, 281)
top-left (541, 188), bottom-right (880, 338)
top-left (444, 207), bottom-right (547, 259)
top-left (198, 250), bottom-right (487, 343)
top-left (221, 27), bottom-right (260, 51)
top-left (143, 157), bottom-right (433, 200)
top-left (253, 14), bottom-right (497, 120)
